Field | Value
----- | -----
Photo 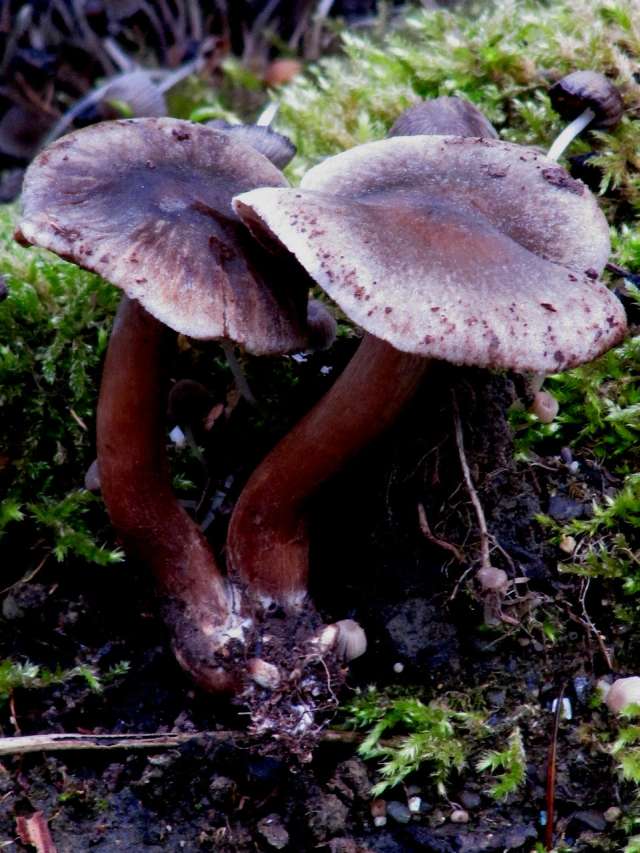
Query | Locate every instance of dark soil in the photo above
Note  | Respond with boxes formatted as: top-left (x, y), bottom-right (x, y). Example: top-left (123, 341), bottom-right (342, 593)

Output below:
top-left (0, 342), bottom-right (634, 851)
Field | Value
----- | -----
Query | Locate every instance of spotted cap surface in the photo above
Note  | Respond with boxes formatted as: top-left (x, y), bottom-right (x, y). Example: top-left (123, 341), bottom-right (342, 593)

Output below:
top-left (233, 135), bottom-right (626, 373)
top-left (17, 117), bottom-right (315, 355)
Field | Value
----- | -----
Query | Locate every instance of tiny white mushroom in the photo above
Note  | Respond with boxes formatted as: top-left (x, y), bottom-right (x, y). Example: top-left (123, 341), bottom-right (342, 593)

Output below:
top-left (605, 676), bottom-right (640, 714)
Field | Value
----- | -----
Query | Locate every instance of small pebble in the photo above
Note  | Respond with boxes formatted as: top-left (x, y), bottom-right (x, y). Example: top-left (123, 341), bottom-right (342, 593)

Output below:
top-left (373, 816), bottom-right (387, 828)
top-left (551, 696), bottom-right (572, 720)
top-left (450, 809), bottom-right (469, 824)
top-left (408, 796), bottom-right (422, 814)
top-left (387, 801), bottom-right (412, 824)
top-left (604, 806), bottom-right (622, 823)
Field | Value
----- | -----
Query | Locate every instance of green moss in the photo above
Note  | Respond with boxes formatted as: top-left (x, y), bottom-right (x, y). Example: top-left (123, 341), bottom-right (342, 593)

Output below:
top-left (0, 205), bottom-right (122, 568)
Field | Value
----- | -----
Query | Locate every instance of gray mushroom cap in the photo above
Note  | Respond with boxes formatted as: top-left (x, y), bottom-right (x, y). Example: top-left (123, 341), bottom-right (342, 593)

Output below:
top-left (233, 135), bottom-right (626, 373)
top-left (389, 97), bottom-right (498, 139)
top-left (549, 71), bottom-right (623, 129)
top-left (16, 117), bottom-right (318, 355)
top-left (206, 120), bottom-right (296, 170)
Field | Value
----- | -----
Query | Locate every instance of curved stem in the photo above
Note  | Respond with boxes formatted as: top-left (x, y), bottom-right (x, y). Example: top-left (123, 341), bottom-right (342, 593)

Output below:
top-left (97, 296), bottom-right (240, 692)
top-left (227, 333), bottom-right (430, 608)
top-left (546, 107), bottom-right (595, 162)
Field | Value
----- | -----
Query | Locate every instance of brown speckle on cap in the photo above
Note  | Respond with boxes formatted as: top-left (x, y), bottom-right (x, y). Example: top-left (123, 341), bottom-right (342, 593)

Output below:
top-left (232, 133), bottom-right (625, 373)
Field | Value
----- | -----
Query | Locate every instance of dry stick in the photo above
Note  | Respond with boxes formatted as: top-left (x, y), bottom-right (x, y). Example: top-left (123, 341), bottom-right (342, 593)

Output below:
top-left (579, 578), bottom-right (614, 671)
top-left (451, 391), bottom-right (491, 571)
top-left (0, 732), bottom-right (223, 757)
top-left (546, 683), bottom-right (566, 851)
top-left (0, 729), bottom-right (366, 757)
top-left (417, 502), bottom-right (464, 562)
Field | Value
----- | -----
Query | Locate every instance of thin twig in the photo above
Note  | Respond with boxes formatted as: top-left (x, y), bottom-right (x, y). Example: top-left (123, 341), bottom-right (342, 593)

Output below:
top-left (546, 683), bottom-right (566, 851)
top-left (579, 578), bottom-right (614, 670)
top-left (0, 728), bottom-right (366, 757)
top-left (452, 391), bottom-right (491, 570)
top-left (417, 503), bottom-right (464, 562)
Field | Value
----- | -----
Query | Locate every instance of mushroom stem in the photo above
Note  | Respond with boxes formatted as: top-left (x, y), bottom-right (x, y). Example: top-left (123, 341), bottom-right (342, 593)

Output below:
top-left (97, 297), bottom-right (239, 692)
top-left (546, 107), bottom-right (595, 162)
top-left (227, 333), bottom-right (430, 608)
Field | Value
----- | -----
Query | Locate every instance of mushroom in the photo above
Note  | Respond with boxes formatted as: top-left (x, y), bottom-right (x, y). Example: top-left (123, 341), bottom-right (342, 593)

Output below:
top-left (547, 70), bottom-right (623, 161)
top-left (388, 96), bottom-right (498, 139)
top-left (15, 117), bottom-right (330, 692)
top-left (206, 120), bottom-right (297, 171)
top-left (226, 100), bottom-right (627, 626)
top-left (605, 676), bottom-right (640, 714)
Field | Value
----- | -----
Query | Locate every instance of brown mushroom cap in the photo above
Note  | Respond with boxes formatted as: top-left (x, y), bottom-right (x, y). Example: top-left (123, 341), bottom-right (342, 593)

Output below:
top-left (233, 135), bottom-right (626, 373)
top-left (17, 117), bottom-right (315, 355)
top-left (549, 71), bottom-right (623, 129)
top-left (389, 97), bottom-right (498, 139)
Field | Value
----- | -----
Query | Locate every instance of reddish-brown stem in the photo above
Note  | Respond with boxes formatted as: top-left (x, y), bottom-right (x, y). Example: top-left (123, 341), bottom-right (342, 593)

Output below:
top-left (227, 333), bottom-right (431, 606)
top-left (97, 297), bottom-right (239, 692)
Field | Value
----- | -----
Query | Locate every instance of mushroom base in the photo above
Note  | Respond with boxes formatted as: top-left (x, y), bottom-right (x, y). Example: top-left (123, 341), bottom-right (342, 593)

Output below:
top-left (234, 602), bottom-right (351, 760)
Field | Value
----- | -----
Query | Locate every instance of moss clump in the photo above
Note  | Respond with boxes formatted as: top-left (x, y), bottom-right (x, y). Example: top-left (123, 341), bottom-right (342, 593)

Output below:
top-left (0, 205), bottom-right (122, 570)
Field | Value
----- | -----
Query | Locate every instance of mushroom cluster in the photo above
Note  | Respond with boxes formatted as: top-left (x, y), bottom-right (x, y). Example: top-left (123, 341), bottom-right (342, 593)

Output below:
top-left (16, 117), bottom-right (340, 697)
top-left (15, 90), bottom-right (627, 743)
top-left (227, 98), bottom-right (626, 616)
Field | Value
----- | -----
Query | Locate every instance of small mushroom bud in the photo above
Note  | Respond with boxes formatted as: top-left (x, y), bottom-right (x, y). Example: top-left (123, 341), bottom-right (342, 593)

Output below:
top-left (530, 390), bottom-right (559, 423)
top-left (605, 676), bottom-right (640, 714)
top-left (450, 809), bottom-right (470, 824)
top-left (310, 623), bottom-right (339, 655)
top-left (476, 566), bottom-right (509, 593)
top-left (247, 657), bottom-right (281, 690)
top-left (334, 619), bottom-right (367, 662)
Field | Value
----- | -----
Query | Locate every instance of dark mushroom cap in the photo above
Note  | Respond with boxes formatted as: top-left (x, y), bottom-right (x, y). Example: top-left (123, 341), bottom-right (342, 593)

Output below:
top-left (233, 135), bottom-right (626, 373)
top-left (389, 97), bottom-right (498, 139)
top-left (17, 118), bottom-right (316, 355)
top-left (549, 71), bottom-right (623, 129)
top-left (206, 120), bottom-right (296, 170)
